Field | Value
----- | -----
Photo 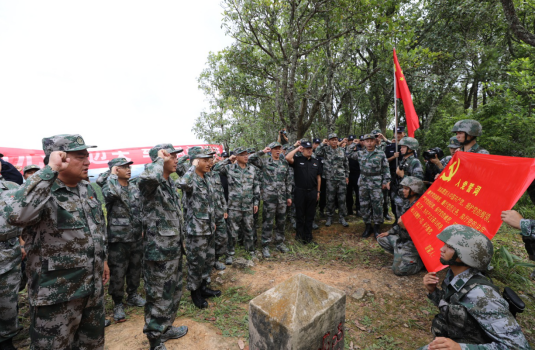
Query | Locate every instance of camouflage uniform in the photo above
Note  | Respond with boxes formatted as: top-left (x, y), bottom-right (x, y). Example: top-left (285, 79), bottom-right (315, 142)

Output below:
top-left (315, 134), bottom-right (349, 221)
top-left (138, 144), bottom-right (184, 348)
top-left (248, 143), bottom-right (291, 249)
top-left (0, 176), bottom-right (22, 346)
top-left (215, 148), bottom-right (260, 254)
top-left (248, 148), bottom-right (262, 246)
top-left (97, 158), bottom-right (143, 307)
top-left (283, 144), bottom-right (297, 226)
top-left (207, 167), bottom-right (228, 262)
top-left (176, 155), bottom-right (190, 177)
top-left (418, 225), bottom-right (530, 349)
top-left (440, 136), bottom-right (461, 168)
top-left (393, 137), bottom-right (423, 219)
top-left (177, 149), bottom-right (216, 291)
top-left (377, 177), bottom-right (424, 276)
top-left (519, 219), bottom-right (535, 277)
top-left (7, 134), bottom-right (106, 350)
top-left (347, 137), bottom-right (390, 225)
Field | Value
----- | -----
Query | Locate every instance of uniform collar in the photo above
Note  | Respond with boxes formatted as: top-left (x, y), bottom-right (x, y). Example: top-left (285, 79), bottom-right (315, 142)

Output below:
top-left (447, 268), bottom-right (480, 292)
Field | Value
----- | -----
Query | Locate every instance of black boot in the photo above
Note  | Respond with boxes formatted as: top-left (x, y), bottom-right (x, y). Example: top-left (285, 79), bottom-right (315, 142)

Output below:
top-left (362, 224), bottom-right (372, 238)
top-left (373, 224), bottom-right (381, 238)
top-left (191, 289), bottom-right (208, 309)
top-left (200, 281), bottom-right (222, 298)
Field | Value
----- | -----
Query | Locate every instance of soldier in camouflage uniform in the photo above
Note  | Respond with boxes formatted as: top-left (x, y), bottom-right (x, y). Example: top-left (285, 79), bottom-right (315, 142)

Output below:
top-left (138, 144), bottom-right (188, 350)
top-left (215, 147), bottom-right (260, 261)
top-left (501, 209), bottom-right (535, 279)
top-left (0, 167), bottom-right (22, 350)
top-left (178, 148), bottom-right (222, 310)
top-left (348, 134), bottom-right (391, 237)
top-left (22, 164), bottom-right (40, 180)
top-left (247, 148), bottom-right (261, 247)
top-left (419, 225), bottom-right (531, 349)
top-left (282, 144), bottom-right (297, 229)
top-left (393, 137), bottom-right (424, 220)
top-left (439, 136), bottom-right (461, 169)
top-left (371, 129), bottom-right (391, 153)
top-left (377, 176), bottom-right (424, 275)
top-left (7, 134), bottom-right (108, 350)
top-left (97, 157), bottom-right (145, 323)
top-left (205, 150), bottom-right (228, 270)
top-left (315, 133), bottom-right (350, 227)
top-left (452, 119), bottom-right (489, 154)
top-left (249, 142), bottom-right (292, 258)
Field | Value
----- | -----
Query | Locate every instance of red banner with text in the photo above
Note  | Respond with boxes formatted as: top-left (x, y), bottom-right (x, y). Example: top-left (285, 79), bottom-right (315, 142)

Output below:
top-left (402, 152), bottom-right (535, 272)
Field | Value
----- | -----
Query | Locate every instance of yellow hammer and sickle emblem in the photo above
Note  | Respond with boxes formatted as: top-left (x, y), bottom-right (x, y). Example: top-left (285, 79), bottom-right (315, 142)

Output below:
top-left (440, 158), bottom-right (460, 182)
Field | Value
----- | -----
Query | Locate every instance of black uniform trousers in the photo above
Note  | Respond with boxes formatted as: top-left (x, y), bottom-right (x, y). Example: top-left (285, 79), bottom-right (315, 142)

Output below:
top-left (346, 173), bottom-right (360, 214)
top-left (318, 178), bottom-right (327, 213)
top-left (295, 187), bottom-right (317, 244)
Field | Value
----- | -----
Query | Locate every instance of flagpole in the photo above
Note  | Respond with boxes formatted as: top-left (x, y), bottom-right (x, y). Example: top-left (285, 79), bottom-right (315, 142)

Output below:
top-left (394, 49), bottom-right (399, 169)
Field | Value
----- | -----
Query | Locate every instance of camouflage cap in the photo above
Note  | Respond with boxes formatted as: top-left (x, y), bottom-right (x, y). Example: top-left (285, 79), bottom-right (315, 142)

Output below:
top-left (268, 142), bottom-right (282, 149)
top-left (108, 157), bottom-right (133, 168)
top-left (362, 134), bottom-right (375, 140)
top-left (327, 133), bottom-right (338, 140)
top-left (23, 164), bottom-right (40, 174)
top-left (42, 134), bottom-right (97, 156)
top-left (400, 176), bottom-right (426, 195)
top-left (189, 146), bottom-right (211, 159)
top-left (437, 224), bottom-right (493, 270)
top-left (370, 129), bottom-right (381, 136)
top-left (451, 119), bottom-right (482, 137)
top-left (233, 147), bottom-right (248, 155)
top-left (149, 143), bottom-right (183, 161)
top-left (447, 136), bottom-right (461, 149)
top-left (246, 148), bottom-right (256, 154)
top-left (399, 137), bottom-right (419, 151)
top-left (282, 144), bottom-right (293, 151)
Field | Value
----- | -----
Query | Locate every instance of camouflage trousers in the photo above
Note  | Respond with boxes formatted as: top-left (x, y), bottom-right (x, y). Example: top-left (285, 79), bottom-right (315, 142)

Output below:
top-left (108, 240), bottom-right (143, 302)
top-left (0, 264), bottom-right (22, 342)
top-left (359, 176), bottom-right (384, 224)
top-left (253, 209), bottom-right (260, 246)
top-left (214, 217), bottom-right (228, 259)
top-left (393, 190), bottom-right (405, 220)
top-left (326, 178), bottom-right (347, 218)
top-left (262, 198), bottom-right (287, 247)
top-left (377, 235), bottom-right (423, 276)
top-left (143, 256), bottom-right (183, 341)
top-left (228, 209), bottom-right (254, 252)
top-left (186, 234), bottom-right (215, 291)
top-left (29, 295), bottom-right (105, 350)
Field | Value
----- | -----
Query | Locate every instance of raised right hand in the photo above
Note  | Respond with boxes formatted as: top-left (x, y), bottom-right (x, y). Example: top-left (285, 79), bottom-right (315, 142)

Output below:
top-left (157, 149), bottom-right (171, 161)
top-left (49, 151), bottom-right (70, 172)
top-left (263, 147), bottom-right (271, 154)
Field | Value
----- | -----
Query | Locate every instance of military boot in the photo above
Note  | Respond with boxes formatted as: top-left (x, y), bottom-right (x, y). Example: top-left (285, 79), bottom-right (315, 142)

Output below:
top-left (325, 216), bottom-right (332, 227)
top-left (362, 224), bottom-right (372, 238)
top-left (312, 221), bottom-right (319, 230)
top-left (373, 224), bottom-right (381, 238)
top-left (0, 338), bottom-right (16, 350)
top-left (384, 213), bottom-right (392, 221)
top-left (214, 261), bottom-right (226, 270)
top-left (153, 344), bottom-right (167, 350)
top-left (126, 293), bottom-right (146, 307)
top-left (149, 338), bottom-right (165, 350)
top-left (104, 319), bottom-right (111, 328)
top-left (225, 256), bottom-right (233, 265)
top-left (113, 303), bottom-right (126, 322)
top-left (191, 289), bottom-right (208, 309)
top-left (276, 243), bottom-right (289, 253)
top-left (262, 246), bottom-right (271, 258)
top-left (339, 217), bottom-right (349, 227)
top-left (200, 280), bottom-right (222, 298)
top-left (161, 326), bottom-right (188, 342)
top-left (228, 248), bottom-right (235, 256)
top-left (290, 217), bottom-right (296, 230)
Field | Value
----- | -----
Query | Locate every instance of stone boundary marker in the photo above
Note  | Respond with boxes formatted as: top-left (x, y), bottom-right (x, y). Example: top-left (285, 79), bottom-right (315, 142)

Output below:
top-left (248, 273), bottom-right (346, 350)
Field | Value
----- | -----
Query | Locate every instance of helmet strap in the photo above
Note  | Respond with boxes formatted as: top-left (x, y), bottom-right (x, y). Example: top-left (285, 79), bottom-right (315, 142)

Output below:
top-left (440, 251), bottom-right (467, 267)
top-left (460, 133), bottom-right (476, 146)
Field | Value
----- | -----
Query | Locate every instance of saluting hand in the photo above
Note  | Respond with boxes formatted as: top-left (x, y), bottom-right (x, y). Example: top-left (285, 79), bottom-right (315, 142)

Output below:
top-left (229, 155), bottom-right (237, 162)
top-left (157, 149), bottom-right (171, 162)
top-left (297, 146), bottom-right (304, 153)
top-left (111, 166), bottom-right (118, 175)
top-left (263, 147), bottom-right (271, 154)
top-left (49, 151), bottom-right (70, 172)
top-left (192, 159), bottom-right (199, 167)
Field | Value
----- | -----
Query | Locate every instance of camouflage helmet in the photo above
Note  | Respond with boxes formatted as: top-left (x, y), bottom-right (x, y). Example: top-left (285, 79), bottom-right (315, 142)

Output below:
top-left (447, 136), bottom-right (461, 149)
top-left (437, 225), bottom-right (493, 270)
top-left (370, 129), bottom-right (381, 136)
top-left (398, 137), bottom-right (419, 151)
top-left (399, 176), bottom-right (426, 195)
top-left (451, 119), bottom-right (482, 137)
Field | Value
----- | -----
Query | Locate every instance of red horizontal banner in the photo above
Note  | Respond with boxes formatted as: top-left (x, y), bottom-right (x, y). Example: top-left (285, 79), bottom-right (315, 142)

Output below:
top-left (403, 152), bottom-right (535, 272)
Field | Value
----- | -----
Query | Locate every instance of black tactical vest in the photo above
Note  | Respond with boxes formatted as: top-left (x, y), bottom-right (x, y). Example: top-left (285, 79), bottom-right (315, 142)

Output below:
top-left (431, 274), bottom-right (499, 344)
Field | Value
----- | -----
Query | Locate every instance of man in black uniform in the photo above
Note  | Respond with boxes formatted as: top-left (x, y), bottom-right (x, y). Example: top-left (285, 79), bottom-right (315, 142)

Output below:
top-left (345, 135), bottom-right (361, 216)
top-left (384, 126), bottom-right (404, 223)
top-left (286, 141), bottom-right (322, 244)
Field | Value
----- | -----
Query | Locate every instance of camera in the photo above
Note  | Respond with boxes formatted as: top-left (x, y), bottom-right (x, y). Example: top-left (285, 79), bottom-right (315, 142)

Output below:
top-left (280, 130), bottom-right (287, 135)
top-left (423, 147), bottom-right (444, 161)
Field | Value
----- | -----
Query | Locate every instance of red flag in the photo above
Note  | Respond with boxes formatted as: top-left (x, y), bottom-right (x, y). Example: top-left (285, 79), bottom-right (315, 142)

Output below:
top-left (403, 152), bottom-right (535, 272)
top-left (394, 49), bottom-right (419, 137)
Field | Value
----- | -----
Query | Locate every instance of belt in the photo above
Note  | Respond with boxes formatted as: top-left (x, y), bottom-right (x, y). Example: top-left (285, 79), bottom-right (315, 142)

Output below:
top-left (361, 171), bottom-right (381, 176)
top-left (296, 187), bottom-right (316, 191)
